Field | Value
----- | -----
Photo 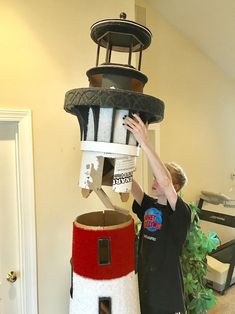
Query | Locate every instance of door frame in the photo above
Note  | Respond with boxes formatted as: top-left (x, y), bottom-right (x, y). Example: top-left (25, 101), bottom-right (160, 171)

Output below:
top-left (0, 109), bottom-right (38, 314)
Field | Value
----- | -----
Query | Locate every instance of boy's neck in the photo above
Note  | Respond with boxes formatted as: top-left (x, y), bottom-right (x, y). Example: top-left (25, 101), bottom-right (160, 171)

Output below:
top-left (157, 196), bottom-right (167, 205)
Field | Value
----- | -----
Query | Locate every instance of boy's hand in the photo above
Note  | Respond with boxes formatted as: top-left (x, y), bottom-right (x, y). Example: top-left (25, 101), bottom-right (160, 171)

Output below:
top-left (124, 114), bottom-right (149, 147)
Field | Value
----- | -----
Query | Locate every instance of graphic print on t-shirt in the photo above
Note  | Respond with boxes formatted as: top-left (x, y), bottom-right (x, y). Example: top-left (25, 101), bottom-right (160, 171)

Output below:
top-left (144, 207), bottom-right (162, 232)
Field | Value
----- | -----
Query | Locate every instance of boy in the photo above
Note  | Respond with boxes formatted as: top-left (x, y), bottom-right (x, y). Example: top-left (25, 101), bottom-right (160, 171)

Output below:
top-left (124, 114), bottom-right (191, 314)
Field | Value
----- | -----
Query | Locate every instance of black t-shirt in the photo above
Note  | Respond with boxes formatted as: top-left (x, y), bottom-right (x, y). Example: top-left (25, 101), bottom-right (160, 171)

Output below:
top-left (133, 194), bottom-right (191, 314)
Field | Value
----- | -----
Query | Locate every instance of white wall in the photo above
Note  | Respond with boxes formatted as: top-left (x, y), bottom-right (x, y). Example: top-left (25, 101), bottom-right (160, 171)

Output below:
top-left (136, 0), bottom-right (235, 203)
top-left (0, 1), bottom-right (134, 313)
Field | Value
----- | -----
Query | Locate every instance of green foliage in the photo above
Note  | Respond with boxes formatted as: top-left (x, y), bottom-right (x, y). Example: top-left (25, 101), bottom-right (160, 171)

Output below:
top-left (181, 203), bottom-right (217, 314)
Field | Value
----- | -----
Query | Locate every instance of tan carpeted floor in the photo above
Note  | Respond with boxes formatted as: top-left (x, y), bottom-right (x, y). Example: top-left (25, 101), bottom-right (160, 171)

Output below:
top-left (208, 285), bottom-right (235, 314)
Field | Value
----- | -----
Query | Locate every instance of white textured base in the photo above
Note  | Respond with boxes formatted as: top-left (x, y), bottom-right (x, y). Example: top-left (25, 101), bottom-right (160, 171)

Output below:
top-left (70, 271), bottom-right (140, 314)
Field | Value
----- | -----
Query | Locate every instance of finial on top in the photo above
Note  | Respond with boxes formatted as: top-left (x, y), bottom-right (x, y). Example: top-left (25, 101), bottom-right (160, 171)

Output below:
top-left (120, 12), bottom-right (127, 19)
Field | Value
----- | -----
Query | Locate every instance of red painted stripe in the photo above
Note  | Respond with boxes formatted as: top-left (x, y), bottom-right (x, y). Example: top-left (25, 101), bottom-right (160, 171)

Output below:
top-left (72, 220), bottom-right (135, 279)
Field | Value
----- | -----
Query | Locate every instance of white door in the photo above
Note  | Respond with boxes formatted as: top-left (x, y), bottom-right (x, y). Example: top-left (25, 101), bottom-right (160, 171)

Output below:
top-left (0, 122), bottom-right (21, 314)
top-left (0, 109), bottom-right (38, 314)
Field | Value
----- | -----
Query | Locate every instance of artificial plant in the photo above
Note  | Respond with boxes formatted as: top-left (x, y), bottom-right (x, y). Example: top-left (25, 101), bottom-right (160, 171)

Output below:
top-left (181, 203), bottom-right (218, 314)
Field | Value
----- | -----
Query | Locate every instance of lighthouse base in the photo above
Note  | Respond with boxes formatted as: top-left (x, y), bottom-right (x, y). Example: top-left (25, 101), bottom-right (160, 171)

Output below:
top-left (70, 271), bottom-right (140, 314)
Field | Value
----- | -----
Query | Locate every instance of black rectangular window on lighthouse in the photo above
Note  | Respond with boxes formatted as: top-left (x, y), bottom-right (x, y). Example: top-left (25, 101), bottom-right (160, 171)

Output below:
top-left (98, 238), bottom-right (111, 265)
top-left (99, 297), bottom-right (112, 314)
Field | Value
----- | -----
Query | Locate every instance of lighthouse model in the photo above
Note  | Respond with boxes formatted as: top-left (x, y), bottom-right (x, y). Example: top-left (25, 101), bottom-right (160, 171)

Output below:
top-left (70, 211), bottom-right (139, 314)
top-left (65, 14), bottom-right (164, 314)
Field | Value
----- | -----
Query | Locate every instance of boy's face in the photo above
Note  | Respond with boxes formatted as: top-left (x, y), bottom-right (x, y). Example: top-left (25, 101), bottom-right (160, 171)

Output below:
top-left (152, 176), bottom-right (181, 196)
top-left (151, 177), bottom-right (165, 198)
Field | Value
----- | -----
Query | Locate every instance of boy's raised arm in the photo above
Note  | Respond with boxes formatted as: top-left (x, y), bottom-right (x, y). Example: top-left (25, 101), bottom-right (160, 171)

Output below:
top-left (124, 114), bottom-right (178, 210)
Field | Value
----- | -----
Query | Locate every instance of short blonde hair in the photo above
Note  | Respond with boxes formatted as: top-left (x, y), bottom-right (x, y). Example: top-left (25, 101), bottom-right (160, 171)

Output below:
top-left (165, 162), bottom-right (188, 190)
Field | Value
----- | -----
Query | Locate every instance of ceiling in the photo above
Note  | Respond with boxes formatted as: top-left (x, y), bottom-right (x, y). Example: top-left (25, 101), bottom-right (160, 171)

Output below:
top-left (146, 0), bottom-right (235, 81)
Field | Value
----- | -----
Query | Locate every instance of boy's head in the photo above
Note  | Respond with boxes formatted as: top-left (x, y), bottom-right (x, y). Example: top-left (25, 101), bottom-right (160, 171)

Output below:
top-left (165, 162), bottom-right (188, 192)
